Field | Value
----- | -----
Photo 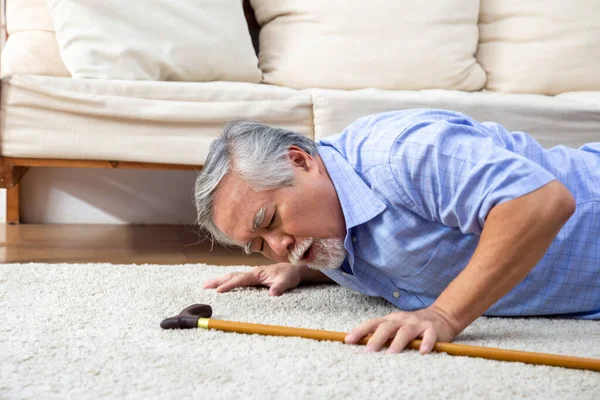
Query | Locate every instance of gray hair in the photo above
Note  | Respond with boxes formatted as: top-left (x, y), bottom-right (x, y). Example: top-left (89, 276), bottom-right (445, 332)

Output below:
top-left (194, 119), bottom-right (317, 248)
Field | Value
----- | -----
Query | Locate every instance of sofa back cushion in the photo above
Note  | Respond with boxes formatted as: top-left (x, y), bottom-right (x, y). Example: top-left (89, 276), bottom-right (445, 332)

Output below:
top-left (2, 0), bottom-right (70, 77)
top-left (2, 0), bottom-right (263, 80)
top-left (45, 0), bottom-right (261, 82)
top-left (7, 0), bottom-right (53, 31)
top-left (250, 0), bottom-right (486, 91)
top-left (477, 0), bottom-right (600, 95)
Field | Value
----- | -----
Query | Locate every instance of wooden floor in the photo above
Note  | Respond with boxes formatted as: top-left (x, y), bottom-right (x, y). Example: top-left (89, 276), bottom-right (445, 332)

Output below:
top-left (0, 224), bottom-right (272, 266)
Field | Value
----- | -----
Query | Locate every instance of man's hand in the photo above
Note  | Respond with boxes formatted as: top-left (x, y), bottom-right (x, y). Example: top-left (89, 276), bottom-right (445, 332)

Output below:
top-left (203, 262), bottom-right (304, 296)
top-left (344, 306), bottom-right (459, 355)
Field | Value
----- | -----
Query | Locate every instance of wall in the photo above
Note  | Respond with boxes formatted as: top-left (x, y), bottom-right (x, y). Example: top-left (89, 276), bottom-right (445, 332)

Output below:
top-left (6, 168), bottom-right (199, 224)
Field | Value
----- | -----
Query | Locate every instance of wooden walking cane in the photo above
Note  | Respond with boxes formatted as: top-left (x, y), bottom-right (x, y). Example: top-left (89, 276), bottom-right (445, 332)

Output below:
top-left (161, 304), bottom-right (600, 372)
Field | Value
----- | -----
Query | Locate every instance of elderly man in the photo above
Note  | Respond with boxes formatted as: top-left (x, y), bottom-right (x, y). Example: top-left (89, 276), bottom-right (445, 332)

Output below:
top-left (195, 109), bottom-right (599, 355)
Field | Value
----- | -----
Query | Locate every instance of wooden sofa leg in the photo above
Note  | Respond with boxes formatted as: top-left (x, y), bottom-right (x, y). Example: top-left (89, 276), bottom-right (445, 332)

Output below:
top-left (1, 158), bottom-right (29, 225)
top-left (7, 184), bottom-right (20, 224)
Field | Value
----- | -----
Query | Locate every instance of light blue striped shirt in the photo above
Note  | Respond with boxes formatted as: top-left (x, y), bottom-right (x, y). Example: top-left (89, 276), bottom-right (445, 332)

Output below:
top-left (318, 109), bottom-right (600, 318)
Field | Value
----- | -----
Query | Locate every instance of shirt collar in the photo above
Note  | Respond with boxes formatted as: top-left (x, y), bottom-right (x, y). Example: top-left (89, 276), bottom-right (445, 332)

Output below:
top-left (317, 144), bottom-right (387, 232)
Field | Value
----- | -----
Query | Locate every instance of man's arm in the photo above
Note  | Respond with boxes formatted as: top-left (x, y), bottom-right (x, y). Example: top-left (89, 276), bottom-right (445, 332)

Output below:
top-left (346, 180), bottom-right (575, 354)
top-left (431, 180), bottom-right (576, 333)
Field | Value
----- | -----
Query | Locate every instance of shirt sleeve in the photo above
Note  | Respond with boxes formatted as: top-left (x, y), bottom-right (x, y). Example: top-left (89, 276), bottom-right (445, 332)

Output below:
top-left (388, 116), bottom-right (557, 235)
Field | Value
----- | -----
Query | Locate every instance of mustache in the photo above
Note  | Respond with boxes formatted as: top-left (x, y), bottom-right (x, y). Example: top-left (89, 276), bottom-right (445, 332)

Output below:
top-left (288, 237), bottom-right (347, 271)
top-left (289, 238), bottom-right (313, 265)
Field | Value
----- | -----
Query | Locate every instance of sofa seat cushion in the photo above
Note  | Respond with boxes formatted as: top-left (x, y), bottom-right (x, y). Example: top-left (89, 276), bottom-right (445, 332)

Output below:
top-left (555, 92), bottom-right (600, 106)
top-left (0, 75), bottom-right (313, 165)
top-left (306, 88), bottom-right (600, 148)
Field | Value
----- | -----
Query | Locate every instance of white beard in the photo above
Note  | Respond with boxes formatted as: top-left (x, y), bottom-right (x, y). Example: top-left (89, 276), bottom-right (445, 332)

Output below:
top-left (289, 237), bottom-right (347, 271)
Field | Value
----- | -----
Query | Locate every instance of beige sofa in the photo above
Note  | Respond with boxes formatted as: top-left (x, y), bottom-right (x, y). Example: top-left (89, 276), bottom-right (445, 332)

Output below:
top-left (1, 0), bottom-right (599, 224)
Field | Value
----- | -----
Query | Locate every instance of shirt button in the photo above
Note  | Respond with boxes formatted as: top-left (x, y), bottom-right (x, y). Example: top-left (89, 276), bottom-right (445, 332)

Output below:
top-left (393, 291), bottom-right (400, 298)
top-left (342, 272), bottom-right (349, 277)
top-left (352, 236), bottom-right (357, 243)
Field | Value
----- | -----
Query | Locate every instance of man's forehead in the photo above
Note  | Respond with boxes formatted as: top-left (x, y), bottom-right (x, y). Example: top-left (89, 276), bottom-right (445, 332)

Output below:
top-left (212, 175), bottom-right (269, 242)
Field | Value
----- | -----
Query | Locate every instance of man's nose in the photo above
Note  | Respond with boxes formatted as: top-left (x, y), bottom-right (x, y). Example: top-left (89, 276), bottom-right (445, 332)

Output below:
top-left (265, 231), bottom-right (293, 258)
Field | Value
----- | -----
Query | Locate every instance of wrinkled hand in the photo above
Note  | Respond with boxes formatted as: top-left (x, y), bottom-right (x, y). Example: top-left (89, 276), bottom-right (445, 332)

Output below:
top-left (203, 262), bottom-right (302, 297)
top-left (344, 306), bottom-right (460, 355)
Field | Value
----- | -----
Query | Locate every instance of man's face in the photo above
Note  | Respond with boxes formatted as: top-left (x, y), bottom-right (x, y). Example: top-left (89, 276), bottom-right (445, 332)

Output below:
top-left (212, 147), bottom-right (347, 270)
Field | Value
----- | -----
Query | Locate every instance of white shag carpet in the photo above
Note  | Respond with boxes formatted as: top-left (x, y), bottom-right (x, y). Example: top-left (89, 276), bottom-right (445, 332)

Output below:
top-left (1, 263), bottom-right (599, 400)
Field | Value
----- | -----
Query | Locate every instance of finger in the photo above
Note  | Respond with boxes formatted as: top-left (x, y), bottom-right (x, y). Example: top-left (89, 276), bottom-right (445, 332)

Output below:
top-left (366, 322), bottom-right (400, 352)
top-left (268, 281), bottom-right (290, 296)
top-left (386, 325), bottom-right (422, 354)
top-left (203, 273), bottom-right (235, 289)
top-left (345, 318), bottom-right (385, 344)
top-left (215, 273), bottom-right (257, 293)
top-left (269, 285), bottom-right (282, 296)
top-left (419, 327), bottom-right (438, 355)
top-left (268, 275), bottom-right (298, 296)
top-left (268, 275), bottom-right (287, 296)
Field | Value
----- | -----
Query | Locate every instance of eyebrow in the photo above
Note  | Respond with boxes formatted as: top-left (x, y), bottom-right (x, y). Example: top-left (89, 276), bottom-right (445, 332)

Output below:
top-left (244, 206), bottom-right (266, 255)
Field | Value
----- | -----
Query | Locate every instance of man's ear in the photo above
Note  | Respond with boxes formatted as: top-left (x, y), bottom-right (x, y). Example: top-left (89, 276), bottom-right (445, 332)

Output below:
top-left (288, 146), bottom-right (311, 171)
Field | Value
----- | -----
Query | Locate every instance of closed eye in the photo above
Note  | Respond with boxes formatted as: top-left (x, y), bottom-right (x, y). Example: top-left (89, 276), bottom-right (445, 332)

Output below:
top-left (260, 210), bottom-right (277, 252)
top-left (268, 210), bottom-right (276, 228)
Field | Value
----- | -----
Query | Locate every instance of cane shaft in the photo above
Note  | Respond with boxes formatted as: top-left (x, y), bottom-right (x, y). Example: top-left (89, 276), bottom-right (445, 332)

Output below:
top-left (432, 341), bottom-right (600, 371)
top-left (198, 318), bottom-right (600, 372)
